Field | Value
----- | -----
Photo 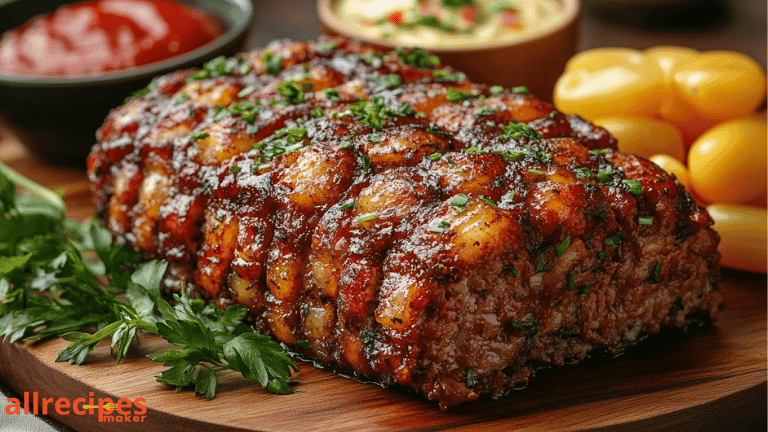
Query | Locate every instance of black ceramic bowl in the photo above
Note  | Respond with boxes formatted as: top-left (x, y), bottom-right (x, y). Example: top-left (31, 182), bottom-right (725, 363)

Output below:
top-left (0, 0), bottom-right (253, 166)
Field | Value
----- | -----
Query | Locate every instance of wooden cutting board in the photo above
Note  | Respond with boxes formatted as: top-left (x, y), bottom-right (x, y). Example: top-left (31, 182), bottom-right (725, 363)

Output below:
top-left (1, 130), bottom-right (766, 432)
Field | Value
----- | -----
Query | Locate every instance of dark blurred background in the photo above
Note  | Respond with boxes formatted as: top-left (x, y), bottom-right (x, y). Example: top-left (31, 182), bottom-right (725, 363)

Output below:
top-left (245, 0), bottom-right (767, 69)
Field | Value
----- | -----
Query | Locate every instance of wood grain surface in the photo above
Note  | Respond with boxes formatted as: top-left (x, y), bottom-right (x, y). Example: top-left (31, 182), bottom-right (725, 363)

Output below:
top-left (1, 125), bottom-right (766, 432)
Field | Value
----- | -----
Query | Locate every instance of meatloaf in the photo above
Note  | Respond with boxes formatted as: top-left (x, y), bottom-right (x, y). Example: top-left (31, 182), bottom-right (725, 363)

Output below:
top-left (87, 38), bottom-right (722, 409)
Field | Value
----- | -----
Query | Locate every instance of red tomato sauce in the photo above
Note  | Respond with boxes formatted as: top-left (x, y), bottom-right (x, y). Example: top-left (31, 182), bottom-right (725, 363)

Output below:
top-left (0, 0), bottom-right (224, 76)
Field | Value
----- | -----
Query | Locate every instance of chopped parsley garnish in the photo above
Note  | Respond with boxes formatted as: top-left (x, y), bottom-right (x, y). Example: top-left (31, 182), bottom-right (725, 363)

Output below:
top-left (311, 107), bottom-right (325, 118)
top-left (175, 92), bottom-right (190, 105)
top-left (274, 127), bottom-right (307, 140)
top-left (499, 121), bottom-right (542, 141)
top-left (639, 216), bottom-right (654, 225)
top-left (339, 140), bottom-right (353, 149)
top-left (623, 179), bottom-right (643, 196)
top-left (396, 47), bottom-right (440, 68)
top-left (465, 369), bottom-right (478, 388)
top-left (359, 154), bottom-right (373, 172)
top-left (229, 166), bottom-right (241, 173)
top-left (366, 133), bottom-right (382, 143)
top-left (210, 105), bottom-right (229, 122)
top-left (429, 220), bottom-right (451, 233)
top-left (579, 284), bottom-right (590, 299)
top-left (589, 148), bottom-right (612, 155)
top-left (489, 85), bottom-right (504, 96)
top-left (317, 41), bottom-right (338, 52)
top-left (505, 264), bottom-right (519, 277)
top-left (433, 70), bottom-right (466, 82)
top-left (567, 272), bottom-right (575, 291)
top-left (646, 262), bottom-right (662, 284)
top-left (446, 88), bottom-right (476, 102)
top-left (603, 232), bottom-right (624, 247)
top-left (324, 88), bottom-right (340, 100)
top-left (443, 0), bottom-right (473, 7)
top-left (573, 167), bottom-right (592, 178)
top-left (497, 146), bottom-right (551, 164)
top-left (131, 86), bottom-right (153, 98)
top-left (238, 86), bottom-right (256, 98)
top-left (360, 329), bottom-right (377, 359)
top-left (429, 152), bottom-right (442, 161)
top-left (535, 257), bottom-right (544, 273)
top-left (276, 80), bottom-right (305, 104)
top-left (508, 317), bottom-right (539, 340)
top-left (479, 196), bottom-right (497, 207)
top-left (341, 97), bottom-right (415, 130)
top-left (451, 194), bottom-right (469, 212)
top-left (597, 170), bottom-right (615, 184)
top-left (189, 55), bottom-right (247, 81)
top-left (262, 50), bottom-right (283, 75)
top-left (555, 237), bottom-right (571, 257)
top-left (238, 60), bottom-right (252, 76)
top-left (256, 163), bottom-right (272, 171)
top-left (340, 200), bottom-right (355, 210)
top-left (528, 169), bottom-right (546, 175)
top-left (367, 74), bottom-right (402, 91)
top-left (475, 106), bottom-right (496, 116)
top-left (190, 131), bottom-right (209, 140)
top-left (510, 86), bottom-right (530, 95)
top-left (357, 212), bottom-right (379, 223)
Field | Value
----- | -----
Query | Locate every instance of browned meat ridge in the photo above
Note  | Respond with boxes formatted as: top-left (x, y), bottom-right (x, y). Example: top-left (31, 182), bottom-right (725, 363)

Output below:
top-left (88, 38), bottom-right (722, 409)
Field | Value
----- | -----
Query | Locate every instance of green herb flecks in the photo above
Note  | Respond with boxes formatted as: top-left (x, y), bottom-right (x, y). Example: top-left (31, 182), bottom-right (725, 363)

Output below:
top-left (317, 41), bottom-right (338, 53)
top-left (479, 196), bottom-right (497, 207)
top-left (508, 316), bottom-right (539, 340)
top-left (433, 70), bottom-right (466, 82)
top-left (573, 167), bottom-right (592, 178)
top-left (339, 97), bottom-right (415, 130)
top-left (396, 47), bottom-right (440, 68)
top-left (276, 80), bottom-right (306, 104)
top-left (597, 170), bottom-right (615, 184)
top-left (489, 85), bottom-right (504, 96)
top-left (475, 106), bottom-right (496, 117)
top-left (646, 262), bottom-right (662, 284)
top-left (262, 50), bottom-right (284, 75)
top-left (429, 220), bottom-right (451, 233)
top-left (496, 146), bottom-right (551, 164)
top-left (446, 88), bottom-right (476, 102)
top-left (499, 121), bottom-right (542, 141)
top-left (451, 194), bottom-right (469, 212)
top-left (189, 56), bottom-right (248, 81)
top-left (603, 232), bottom-right (624, 247)
top-left (357, 212), bottom-right (379, 223)
top-left (555, 237), bottom-right (571, 257)
top-left (623, 179), bottom-right (643, 196)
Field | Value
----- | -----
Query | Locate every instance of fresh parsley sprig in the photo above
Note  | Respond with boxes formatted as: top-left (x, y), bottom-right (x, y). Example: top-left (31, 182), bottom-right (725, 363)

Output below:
top-left (0, 162), bottom-right (297, 399)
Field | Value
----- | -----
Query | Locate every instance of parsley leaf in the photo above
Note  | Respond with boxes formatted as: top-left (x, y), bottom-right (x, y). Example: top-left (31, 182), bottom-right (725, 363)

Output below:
top-left (0, 163), bottom-right (297, 400)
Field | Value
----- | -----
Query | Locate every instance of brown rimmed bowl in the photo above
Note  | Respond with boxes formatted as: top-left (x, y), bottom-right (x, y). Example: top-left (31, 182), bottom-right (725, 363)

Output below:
top-left (0, 0), bottom-right (253, 166)
top-left (318, 0), bottom-right (580, 102)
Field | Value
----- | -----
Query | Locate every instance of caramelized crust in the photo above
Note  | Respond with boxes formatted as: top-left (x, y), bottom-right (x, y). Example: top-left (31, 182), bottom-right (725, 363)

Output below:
top-left (88, 38), bottom-right (721, 409)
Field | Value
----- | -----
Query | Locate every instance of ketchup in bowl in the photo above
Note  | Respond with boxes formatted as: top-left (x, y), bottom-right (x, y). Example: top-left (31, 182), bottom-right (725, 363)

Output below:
top-left (0, 0), bottom-right (224, 76)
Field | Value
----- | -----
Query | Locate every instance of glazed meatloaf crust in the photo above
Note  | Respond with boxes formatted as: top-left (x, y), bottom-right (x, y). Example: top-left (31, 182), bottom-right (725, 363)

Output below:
top-left (88, 38), bottom-right (722, 409)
